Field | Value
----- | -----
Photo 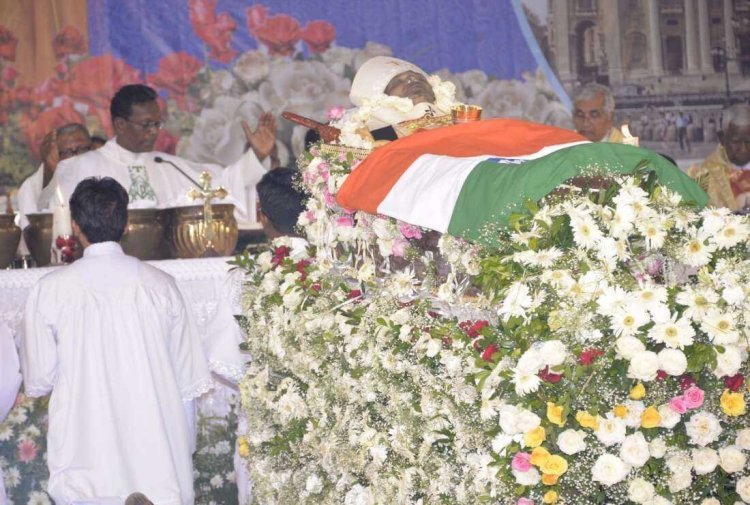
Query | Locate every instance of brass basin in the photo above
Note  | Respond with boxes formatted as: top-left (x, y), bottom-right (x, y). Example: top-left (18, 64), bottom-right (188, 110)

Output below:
top-left (121, 208), bottom-right (168, 261)
top-left (0, 214), bottom-right (21, 268)
top-left (24, 213), bottom-right (53, 266)
top-left (163, 204), bottom-right (238, 258)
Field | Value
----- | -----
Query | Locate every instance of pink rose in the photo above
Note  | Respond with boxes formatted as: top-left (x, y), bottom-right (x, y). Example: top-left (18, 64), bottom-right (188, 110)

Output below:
top-left (512, 451), bottom-right (532, 472)
top-left (335, 215), bottom-right (354, 227)
top-left (668, 395), bottom-right (687, 414)
top-left (316, 162), bottom-right (330, 182)
top-left (517, 498), bottom-right (535, 505)
top-left (323, 188), bottom-right (336, 207)
top-left (399, 222), bottom-right (423, 240)
top-left (391, 237), bottom-right (408, 257)
top-left (683, 385), bottom-right (705, 409)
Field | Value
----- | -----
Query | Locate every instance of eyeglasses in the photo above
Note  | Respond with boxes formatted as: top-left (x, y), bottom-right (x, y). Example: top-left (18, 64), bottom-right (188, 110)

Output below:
top-left (126, 119), bottom-right (163, 131)
top-left (58, 144), bottom-right (92, 158)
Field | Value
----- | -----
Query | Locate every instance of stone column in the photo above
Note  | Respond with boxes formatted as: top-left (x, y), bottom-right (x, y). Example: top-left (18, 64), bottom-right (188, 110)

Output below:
top-left (724, 0), bottom-right (739, 73)
top-left (647, 0), bottom-right (664, 76)
top-left (698, 0), bottom-right (714, 73)
top-left (600, 0), bottom-right (624, 84)
top-left (684, 0), bottom-right (699, 73)
top-left (552, 1), bottom-right (573, 83)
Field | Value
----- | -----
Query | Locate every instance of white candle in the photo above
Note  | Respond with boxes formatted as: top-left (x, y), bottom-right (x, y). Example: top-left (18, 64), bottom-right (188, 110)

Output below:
top-left (52, 203), bottom-right (72, 238)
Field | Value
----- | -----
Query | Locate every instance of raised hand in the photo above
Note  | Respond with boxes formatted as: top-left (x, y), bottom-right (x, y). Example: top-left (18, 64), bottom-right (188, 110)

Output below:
top-left (242, 112), bottom-right (277, 162)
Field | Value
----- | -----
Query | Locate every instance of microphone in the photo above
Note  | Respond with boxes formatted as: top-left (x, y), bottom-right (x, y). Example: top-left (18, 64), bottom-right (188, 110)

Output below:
top-left (154, 156), bottom-right (202, 188)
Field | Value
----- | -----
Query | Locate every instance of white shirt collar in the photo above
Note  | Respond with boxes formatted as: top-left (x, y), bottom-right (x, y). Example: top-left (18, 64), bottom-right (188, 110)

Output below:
top-left (83, 241), bottom-right (125, 258)
top-left (104, 138), bottom-right (152, 165)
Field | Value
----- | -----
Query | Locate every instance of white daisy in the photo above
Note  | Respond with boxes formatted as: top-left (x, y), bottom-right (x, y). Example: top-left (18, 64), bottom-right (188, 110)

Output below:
top-left (675, 286), bottom-right (719, 322)
top-left (610, 303), bottom-right (650, 337)
top-left (713, 216), bottom-right (750, 249)
top-left (498, 282), bottom-right (532, 321)
top-left (512, 367), bottom-right (541, 396)
top-left (571, 216), bottom-right (603, 249)
top-left (681, 230), bottom-right (716, 267)
top-left (647, 314), bottom-right (695, 349)
top-left (637, 216), bottom-right (668, 250)
top-left (700, 309), bottom-right (739, 345)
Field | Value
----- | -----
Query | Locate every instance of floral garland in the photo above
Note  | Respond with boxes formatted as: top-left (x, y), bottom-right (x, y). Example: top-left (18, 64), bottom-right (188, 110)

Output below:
top-left (237, 134), bottom-right (750, 504)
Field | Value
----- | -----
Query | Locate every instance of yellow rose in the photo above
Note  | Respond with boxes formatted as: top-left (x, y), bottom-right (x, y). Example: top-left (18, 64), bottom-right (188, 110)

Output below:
top-left (530, 446), bottom-right (551, 466)
top-left (630, 382), bottom-right (646, 400)
top-left (238, 437), bottom-right (250, 458)
top-left (721, 389), bottom-right (747, 417)
top-left (640, 406), bottom-right (662, 428)
top-left (524, 426), bottom-right (546, 448)
top-left (575, 410), bottom-right (600, 430)
top-left (540, 454), bottom-right (568, 476)
top-left (547, 402), bottom-right (566, 427)
top-left (613, 404), bottom-right (628, 418)
top-left (543, 490), bottom-right (559, 503)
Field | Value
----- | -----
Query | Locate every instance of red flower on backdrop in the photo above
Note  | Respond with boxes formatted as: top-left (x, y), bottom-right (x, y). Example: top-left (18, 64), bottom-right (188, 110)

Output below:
top-left (253, 14), bottom-right (301, 57)
top-left (246, 4), bottom-right (269, 36)
top-left (301, 20), bottom-right (336, 54)
top-left (19, 100), bottom-right (84, 159)
top-left (154, 129), bottom-right (179, 155)
top-left (0, 25), bottom-right (18, 61)
top-left (62, 54), bottom-right (141, 134)
top-left (52, 25), bottom-right (87, 60)
top-left (148, 52), bottom-right (203, 111)
top-left (189, 0), bottom-right (238, 63)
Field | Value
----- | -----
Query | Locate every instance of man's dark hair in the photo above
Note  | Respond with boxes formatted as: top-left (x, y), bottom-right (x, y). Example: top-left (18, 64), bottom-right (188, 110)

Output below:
top-left (56, 123), bottom-right (89, 137)
top-left (110, 84), bottom-right (158, 121)
top-left (257, 168), bottom-right (308, 235)
top-left (69, 177), bottom-right (129, 243)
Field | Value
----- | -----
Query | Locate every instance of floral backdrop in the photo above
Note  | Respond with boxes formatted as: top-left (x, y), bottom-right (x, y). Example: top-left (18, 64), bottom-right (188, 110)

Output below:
top-left (0, 0), bottom-right (570, 205)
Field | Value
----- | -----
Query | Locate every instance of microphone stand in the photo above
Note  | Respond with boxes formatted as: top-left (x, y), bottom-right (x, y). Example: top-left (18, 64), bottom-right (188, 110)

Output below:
top-left (153, 156), bottom-right (202, 188)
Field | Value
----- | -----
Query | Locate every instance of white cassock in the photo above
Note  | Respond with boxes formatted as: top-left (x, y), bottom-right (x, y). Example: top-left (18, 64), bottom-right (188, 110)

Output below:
top-left (20, 242), bottom-right (213, 505)
top-left (0, 323), bottom-right (22, 505)
top-left (16, 164), bottom-right (44, 230)
top-left (39, 139), bottom-right (267, 227)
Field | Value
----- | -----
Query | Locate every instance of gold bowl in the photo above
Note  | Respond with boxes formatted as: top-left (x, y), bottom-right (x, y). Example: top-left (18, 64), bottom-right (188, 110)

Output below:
top-left (121, 208), bottom-right (168, 261)
top-left (24, 213), bottom-right (53, 266)
top-left (0, 214), bottom-right (21, 268)
top-left (162, 204), bottom-right (238, 258)
top-left (451, 104), bottom-right (483, 124)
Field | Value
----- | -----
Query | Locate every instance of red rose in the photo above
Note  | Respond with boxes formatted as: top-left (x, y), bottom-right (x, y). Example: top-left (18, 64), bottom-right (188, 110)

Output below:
top-left (348, 289), bottom-right (362, 300)
top-left (679, 374), bottom-right (697, 391)
top-left (19, 100), bottom-right (84, 159)
top-left (481, 344), bottom-right (499, 363)
top-left (0, 25), bottom-right (18, 61)
top-left (301, 20), bottom-right (335, 54)
top-left (154, 129), bottom-right (179, 155)
top-left (538, 366), bottom-right (562, 383)
top-left (578, 348), bottom-right (604, 365)
top-left (148, 52), bottom-right (202, 110)
top-left (253, 14), bottom-right (301, 57)
top-left (271, 245), bottom-right (290, 266)
top-left (246, 4), bottom-right (269, 36)
top-left (724, 373), bottom-right (745, 392)
top-left (189, 0), bottom-right (237, 63)
top-left (52, 25), bottom-right (87, 60)
top-left (459, 319), bottom-right (489, 339)
top-left (656, 370), bottom-right (668, 381)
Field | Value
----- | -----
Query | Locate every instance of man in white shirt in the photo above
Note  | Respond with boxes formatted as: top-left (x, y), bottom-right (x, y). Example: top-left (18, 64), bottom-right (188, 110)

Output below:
top-left (572, 83), bottom-right (624, 143)
top-left (21, 177), bottom-right (213, 505)
top-left (42, 84), bottom-right (276, 226)
top-left (16, 123), bottom-right (93, 230)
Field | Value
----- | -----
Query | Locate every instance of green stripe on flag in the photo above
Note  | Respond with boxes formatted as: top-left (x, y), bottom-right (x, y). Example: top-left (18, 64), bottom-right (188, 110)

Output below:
top-left (447, 142), bottom-right (708, 241)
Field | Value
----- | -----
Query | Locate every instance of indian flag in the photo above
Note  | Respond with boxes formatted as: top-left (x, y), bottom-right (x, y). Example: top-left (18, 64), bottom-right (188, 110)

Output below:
top-left (336, 119), bottom-right (708, 241)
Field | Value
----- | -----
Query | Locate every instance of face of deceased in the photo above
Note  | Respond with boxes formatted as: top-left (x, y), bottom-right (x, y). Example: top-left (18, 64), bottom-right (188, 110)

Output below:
top-left (723, 122), bottom-right (750, 167)
top-left (573, 92), bottom-right (614, 142)
top-left (384, 70), bottom-right (436, 106)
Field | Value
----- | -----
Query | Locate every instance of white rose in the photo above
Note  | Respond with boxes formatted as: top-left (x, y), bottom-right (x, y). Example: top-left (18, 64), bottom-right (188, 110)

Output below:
top-left (282, 288), bottom-right (303, 309)
top-left (261, 273), bottom-right (280, 294)
top-left (257, 251), bottom-right (273, 271)
top-left (491, 433), bottom-right (513, 454)
top-left (305, 474), bottom-right (324, 494)
top-left (596, 414), bottom-right (627, 446)
top-left (736, 428), bottom-right (750, 450)
top-left (516, 348), bottom-right (543, 373)
top-left (685, 412), bottom-right (722, 447)
top-left (627, 351), bottom-right (659, 381)
top-left (667, 471), bottom-right (692, 493)
top-left (719, 445), bottom-right (747, 473)
top-left (736, 475), bottom-right (750, 502)
top-left (616, 336), bottom-right (646, 360)
top-left (665, 451), bottom-right (692, 474)
top-left (658, 404), bottom-right (681, 429)
top-left (657, 348), bottom-right (687, 376)
top-left (513, 467), bottom-right (540, 486)
top-left (557, 429), bottom-right (587, 455)
top-left (344, 484), bottom-right (374, 505)
top-left (591, 453), bottom-right (630, 486)
top-left (233, 50), bottom-right (271, 86)
top-left (425, 338), bottom-right (442, 358)
top-left (713, 345), bottom-right (742, 378)
top-left (540, 340), bottom-right (567, 367)
top-left (627, 477), bottom-right (655, 503)
top-left (620, 432), bottom-right (650, 467)
top-left (692, 447), bottom-right (719, 475)
top-left (649, 438), bottom-right (667, 458)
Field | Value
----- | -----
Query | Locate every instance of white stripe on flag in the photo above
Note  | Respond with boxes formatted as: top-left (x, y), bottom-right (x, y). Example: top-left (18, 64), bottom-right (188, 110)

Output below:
top-left (376, 141), bottom-right (589, 233)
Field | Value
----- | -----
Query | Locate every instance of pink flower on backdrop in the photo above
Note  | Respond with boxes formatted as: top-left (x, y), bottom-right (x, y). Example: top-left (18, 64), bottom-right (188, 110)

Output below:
top-left (335, 215), bottom-right (354, 228)
top-left (17, 439), bottom-right (38, 462)
top-left (682, 385), bottom-right (704, 409)
top-left (148, 52), bottom-right (203, 111)
top-left (399, 223), bottom-right (422, 240)
top-left (301, 20), bottom-right (336, 54)
top-left (391, 237), bottom-right (408, 257)
top-left (668, 395), bottom-right (687, 414)
top-left (253, 14), bottom-right (301, 57)
top-left (52, 25), bottom-right (87, 60)
top-left (245, 4), bottom-right (269, 36)
top-left (511, 451), bottom-right (532, 472)
top-left (2, 66), bottom-right (18, 84)
top-left (189, 0), bottom-right (238, 63)
top-left (0, 25), bottom-right (18, 61)
top-left (327, 106), bottom-right (346, 121)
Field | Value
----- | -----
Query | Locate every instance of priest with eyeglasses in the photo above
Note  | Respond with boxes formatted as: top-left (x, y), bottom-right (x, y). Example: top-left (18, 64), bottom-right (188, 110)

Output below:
top-left (40, 84), bottom-right (277, 226)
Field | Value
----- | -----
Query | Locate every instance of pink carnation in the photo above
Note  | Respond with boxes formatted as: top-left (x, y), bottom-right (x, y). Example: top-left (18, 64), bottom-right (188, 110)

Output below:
top-left (335, 215), bottom-right (354, 228)
top-left (391, 237), bottom-right (408, 257)
top-left (399, 222), bottom-right (422, 240)
top-left (327, 105), bottom-right (346, 120)
top-left (512, 451), bottom-right (532, 472)
top-left (668, 395), bottom-right (687, 414)
top-left (17, 439), bottom-right (38, 462)
top-left (517, 499), bottom-right (535, 505)
top-left (683, 385), bottom-right (705, 409)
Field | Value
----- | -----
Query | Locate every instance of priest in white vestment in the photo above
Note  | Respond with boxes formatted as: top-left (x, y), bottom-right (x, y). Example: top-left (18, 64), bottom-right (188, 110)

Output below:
top-left (40, 84), bottom-right (276, 227)
top-left (0, 323), bottom-right (22, 505)
top-left (21, 177), bottom-right (213, 505)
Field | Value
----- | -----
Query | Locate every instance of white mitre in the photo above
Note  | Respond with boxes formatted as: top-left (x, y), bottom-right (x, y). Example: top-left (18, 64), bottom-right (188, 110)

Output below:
top-left (348, 56), bottom-right (452, 130)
